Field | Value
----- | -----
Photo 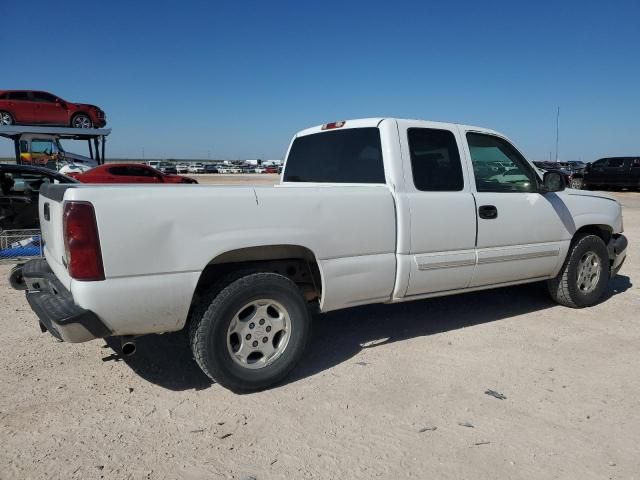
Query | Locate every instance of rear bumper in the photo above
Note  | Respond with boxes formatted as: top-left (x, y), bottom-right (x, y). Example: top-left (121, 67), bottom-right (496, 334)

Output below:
top-left (17, 259), bottom-right (111, 342)
top-left (608, 234), bottom-right (628, 278)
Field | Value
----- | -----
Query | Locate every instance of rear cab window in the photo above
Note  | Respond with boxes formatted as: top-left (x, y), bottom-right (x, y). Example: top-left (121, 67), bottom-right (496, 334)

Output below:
top-left (283, 128), bottom-right (385, 183)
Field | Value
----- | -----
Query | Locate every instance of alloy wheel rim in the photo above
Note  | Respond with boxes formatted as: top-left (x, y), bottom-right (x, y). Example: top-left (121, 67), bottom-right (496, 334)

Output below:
top-left (576, 251), bottom-right (601, 294)
top-left (226, 299), bottom-right (291, 369)
top-left (0, 112), bottom-right (12, 125)
top-left (74, 115), bottom-right (91, 128)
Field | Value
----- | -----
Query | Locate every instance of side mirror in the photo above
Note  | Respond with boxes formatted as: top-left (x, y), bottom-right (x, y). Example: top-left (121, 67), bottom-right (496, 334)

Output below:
top-left (540, 171), bottom-right (565, 193)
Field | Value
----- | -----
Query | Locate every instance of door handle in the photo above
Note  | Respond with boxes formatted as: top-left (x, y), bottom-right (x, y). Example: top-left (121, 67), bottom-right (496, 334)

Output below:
top-left (478, 205), bottom-right (498, 219)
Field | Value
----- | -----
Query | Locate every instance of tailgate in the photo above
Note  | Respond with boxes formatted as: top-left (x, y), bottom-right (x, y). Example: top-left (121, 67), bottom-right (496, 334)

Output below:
top-left (39, 183), bottom-right (76, 290)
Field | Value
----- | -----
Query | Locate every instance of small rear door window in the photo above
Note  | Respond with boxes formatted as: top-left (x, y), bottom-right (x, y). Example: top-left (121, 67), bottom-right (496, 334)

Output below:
top-left (283, 128), bottom-right (385, 183)
top-left (408, 128), bottom-right (464, 191)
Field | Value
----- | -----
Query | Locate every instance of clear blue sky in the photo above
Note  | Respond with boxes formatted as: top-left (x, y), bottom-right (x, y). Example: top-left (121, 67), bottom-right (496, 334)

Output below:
top-left (2, 0), bottom-right (638, 161)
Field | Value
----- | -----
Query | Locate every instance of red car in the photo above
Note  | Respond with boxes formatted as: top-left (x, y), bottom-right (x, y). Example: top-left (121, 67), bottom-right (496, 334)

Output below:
top-left (0, 90), bottom-right (106, 128)
top-left (68, 164), bottom-right (198, 184)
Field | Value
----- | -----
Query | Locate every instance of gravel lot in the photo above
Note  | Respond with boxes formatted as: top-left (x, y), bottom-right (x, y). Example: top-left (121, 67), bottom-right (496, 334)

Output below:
top-left (0, 188), bottom-right (638, 480)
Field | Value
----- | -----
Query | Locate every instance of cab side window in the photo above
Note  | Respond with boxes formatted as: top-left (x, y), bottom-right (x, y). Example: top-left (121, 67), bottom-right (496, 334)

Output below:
top-left (408, 128), bottom-right (463, 191)
top-left (592, 159), bottom-right (608, 167)
top-left (467, 133), bottom-right (537, 193)
top-left (607, 158), bottom-right (625, 168)
top-left (32, 92), bottom-right (57, 103)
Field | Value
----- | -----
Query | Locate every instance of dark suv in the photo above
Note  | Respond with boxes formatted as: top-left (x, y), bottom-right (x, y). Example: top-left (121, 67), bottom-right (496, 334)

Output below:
top-left (583, 157), bottom-right (640, 190)
top-left (0, 90), bottom-right (106, 128)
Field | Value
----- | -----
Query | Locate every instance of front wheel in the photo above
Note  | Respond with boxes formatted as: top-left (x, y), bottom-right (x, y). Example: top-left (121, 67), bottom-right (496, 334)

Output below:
top-left (189, 272), bottom-right (311, 392)
top-left (569, 177), bottom-right (583, 189)
top-left (71, 113), bottom-right (92, 128)
top-left (547, 234), bottom-right (609, 308)
top-left (0, 111), bottom-right (14, 125)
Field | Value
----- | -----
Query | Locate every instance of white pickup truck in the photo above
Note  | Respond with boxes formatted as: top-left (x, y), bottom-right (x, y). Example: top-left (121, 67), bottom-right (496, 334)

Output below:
top-left (13, 118), bottom-right (627, 392)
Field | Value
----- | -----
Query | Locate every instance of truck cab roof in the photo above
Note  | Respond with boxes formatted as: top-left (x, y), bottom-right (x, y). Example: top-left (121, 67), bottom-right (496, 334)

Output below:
top-left (295, 118), bottom-right (502, 138)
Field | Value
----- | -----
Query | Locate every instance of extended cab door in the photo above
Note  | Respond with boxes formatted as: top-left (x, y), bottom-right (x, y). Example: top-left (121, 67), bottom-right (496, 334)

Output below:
top-left (461, 129), bottom-right (569, 287)
top-left (396, 121), bottom-right (477, 296)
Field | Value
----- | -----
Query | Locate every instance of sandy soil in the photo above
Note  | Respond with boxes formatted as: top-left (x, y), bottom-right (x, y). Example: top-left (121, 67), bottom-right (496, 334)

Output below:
top-left (0, 189), bottom-right (638, 480)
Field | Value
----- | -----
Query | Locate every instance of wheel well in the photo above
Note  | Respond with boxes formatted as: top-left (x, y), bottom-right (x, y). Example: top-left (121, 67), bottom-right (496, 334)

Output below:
top-left (70, 112), bottom-right (91, 122)
top-left (191, 245), bottom-right (322, 309)
top-left (574, 224), bottom-right (612, 245)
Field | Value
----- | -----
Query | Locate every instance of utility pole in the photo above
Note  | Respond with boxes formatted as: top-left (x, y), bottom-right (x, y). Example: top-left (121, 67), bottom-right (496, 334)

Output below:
top-left (142, 147), bottom-right (145, 161)
top-left (555, 106), bottom-right (560, 162)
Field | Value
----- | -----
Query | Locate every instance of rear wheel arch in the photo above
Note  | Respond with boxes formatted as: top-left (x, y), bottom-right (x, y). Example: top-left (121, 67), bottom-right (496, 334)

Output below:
top-left (187, 245), bottom-right (324, 326)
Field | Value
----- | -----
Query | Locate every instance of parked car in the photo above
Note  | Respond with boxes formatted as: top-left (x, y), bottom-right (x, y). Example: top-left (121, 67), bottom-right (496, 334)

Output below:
top-left (533, 161), bottom-right (580, 188)
top-left (582, 157), bottom-right (640, 190)
top-left (0, 163), bottom-right (77, 230)
top-left (188, 163), bottom-right (205, 174)
top-left (176, 163), bottom-right (190, 173)
top-left (68, 163), bottom-right (197, 184)
top-left (13, 118), bottom-right (627, 393)
top-left (263, 166), bottom-right (278, 174)
top-left (204, 164), bottom-right (219, 174)
top-left (218, 165), bottom-right (241, 173)
top-left (157, 162), bottom-right (178, 175)
top-left (0, 90), bottom-right (106, 128)
top-left (563, 161), bottom-right (587, 175)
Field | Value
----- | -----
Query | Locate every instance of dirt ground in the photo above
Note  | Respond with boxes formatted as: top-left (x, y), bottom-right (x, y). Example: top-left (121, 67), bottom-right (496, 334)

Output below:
top-left (0, 187), bottom-right (638, 480)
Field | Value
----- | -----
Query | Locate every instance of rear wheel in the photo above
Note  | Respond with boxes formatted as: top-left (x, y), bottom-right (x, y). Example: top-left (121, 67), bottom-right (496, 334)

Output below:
top-left (189, 272), bottom-right (311, 392)
top-left (0, 111), bottom-right (14, 125)
top-left (547, 234), bottom-right (609, 308)
top-left (71, 113), bottom-right (92, 128)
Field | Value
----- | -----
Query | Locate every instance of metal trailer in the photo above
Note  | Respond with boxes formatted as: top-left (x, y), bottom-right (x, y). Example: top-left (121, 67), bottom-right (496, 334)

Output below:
top-left (0, 125), bottom-right (111, 166)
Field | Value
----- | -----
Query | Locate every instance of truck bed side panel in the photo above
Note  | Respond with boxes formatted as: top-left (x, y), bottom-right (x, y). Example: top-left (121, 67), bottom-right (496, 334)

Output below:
top-left (62, 184), bottom-right (396, 333)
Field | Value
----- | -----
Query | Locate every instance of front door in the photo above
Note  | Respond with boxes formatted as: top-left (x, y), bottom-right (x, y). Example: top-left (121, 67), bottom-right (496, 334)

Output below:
top-left (398, 122), bottom-right (477, 296)
top-left (586, 158), bottom-right (609, 186)
top-left (461, 130), bottom-right (569, 287)
top-left (31, 92), bottom-right (68, 126)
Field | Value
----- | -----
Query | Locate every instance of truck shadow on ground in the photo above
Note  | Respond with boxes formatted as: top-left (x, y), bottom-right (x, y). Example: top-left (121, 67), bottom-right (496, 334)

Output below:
top-left (106, 275), bottom-right (631, 392)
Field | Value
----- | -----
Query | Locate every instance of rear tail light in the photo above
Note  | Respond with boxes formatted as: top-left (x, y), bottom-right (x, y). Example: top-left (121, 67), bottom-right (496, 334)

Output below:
top-left (63, 201), bottom-right (105, 281)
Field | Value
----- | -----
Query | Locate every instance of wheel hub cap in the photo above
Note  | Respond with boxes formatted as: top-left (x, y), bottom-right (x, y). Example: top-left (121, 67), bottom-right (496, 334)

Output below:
top-left (226, 299), bottom-right (290, 369)
top-left (74, 116), bottom-right (91, 128)
top-left (576, 251), bottom-right (601, 294)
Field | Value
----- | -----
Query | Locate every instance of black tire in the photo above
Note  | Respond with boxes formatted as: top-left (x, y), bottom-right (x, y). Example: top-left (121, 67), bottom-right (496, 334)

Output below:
top-left (71, 113), bottom-right (92, 128)
top-left (0, 111), bottom-right (14, 125)
top-left (547, 234), bottom-right (610, 308)
top-left (9, 264), bottom-right (26, 290)
top-left (189, 272), bottom-right (311, 393)
top-left (569, 177), bottom-right (583, 189)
